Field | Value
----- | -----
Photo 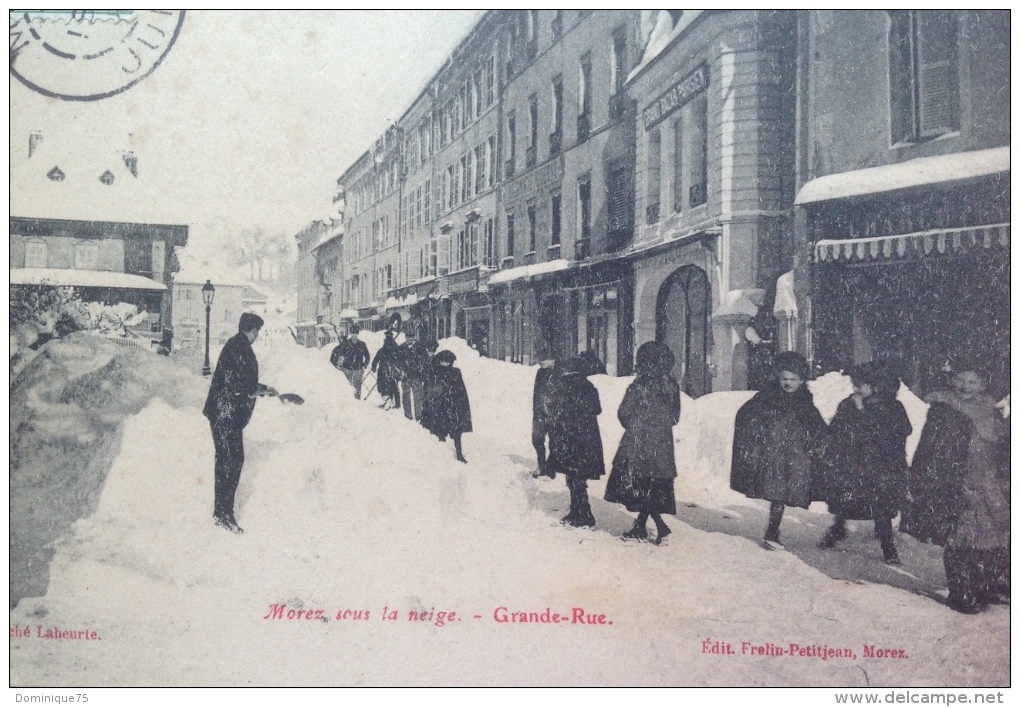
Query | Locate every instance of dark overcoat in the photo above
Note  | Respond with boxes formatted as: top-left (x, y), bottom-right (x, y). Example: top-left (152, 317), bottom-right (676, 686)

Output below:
top-left (730, 383), bottom-right (828, 509)
top-left (546, 373), bottom-right (605, 480)
top-left (420, 363), bottom-right (473, 436)
top-left (372, 334), bottom-right (400, 397)
top-left (532, 366), bottom-right (556, 441)
top-left (203, 332), bottom-right (260, 429)
top-left (901, 401), bottom-right (971, 545)
top-left (822, 396), bottom-right (911, 520)
top-left (611, 373), bottom-right (682, 480)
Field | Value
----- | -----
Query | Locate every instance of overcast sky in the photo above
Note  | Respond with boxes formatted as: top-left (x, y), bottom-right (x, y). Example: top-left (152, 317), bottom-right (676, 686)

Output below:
top-left (9, 10), bottom-right (480, 257)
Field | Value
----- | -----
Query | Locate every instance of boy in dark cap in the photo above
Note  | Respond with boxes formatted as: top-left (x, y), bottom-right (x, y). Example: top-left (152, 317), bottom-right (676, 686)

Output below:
top-left (203, 312), bottom-right (277, 533)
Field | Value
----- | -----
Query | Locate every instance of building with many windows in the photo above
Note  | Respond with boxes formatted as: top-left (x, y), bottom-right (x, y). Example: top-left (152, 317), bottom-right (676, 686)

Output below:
top-left (793, 10), bottom-right (1010, 394)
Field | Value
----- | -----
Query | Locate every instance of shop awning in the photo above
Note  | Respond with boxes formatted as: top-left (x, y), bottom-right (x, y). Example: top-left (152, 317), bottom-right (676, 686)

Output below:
top-left (10, 267), bottom-right (167, 290)
top-left (795, 147), bottom-right (1009, 205)
top-left (814, 223), bottom-right (1010, 263)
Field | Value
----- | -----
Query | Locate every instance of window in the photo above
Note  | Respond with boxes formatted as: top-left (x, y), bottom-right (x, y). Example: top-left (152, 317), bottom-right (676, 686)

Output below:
top-left (487, 136), bottom-right (497, 187)
top-left (424, 179), bottom-right (431, 223)
top-left (551, 75), bottom-right (563, 156)
top-left (484, 217), bottom-right (496, 267)
top-left (475, 145), bottom-right (486, 194)
top-left (506, 212), bottom-right (516, 257)
top-left (437, 233), bottom-right (451, 276)
top-left (457, 229), bottom-right (467, 270)
top-left (486, 56), bottom-right (496, 106)
top-left (24, 241), bottom-right (46, 268)
top-left (441, 169), bottom-right (449, 213)
top-left (474, 69), bottom-right (483, 117)
top-left (579, 177), bottom-right (595, 241)
top-left (506, 112), bottom-right (517, 176)
top-left (74, 242), bottom-right (99, 270)
top-left (552, 10), bottom-right (563, 38)
top-left (416, 186), bottom-right (423, 228)
top-left (454, 161), bottom-right (462, 206)
top-left (447, 165), bottom-right (456, 208)
top-left (889, 10), bottom-right (960, 143)
top-left (469, 221), bottom-right (479, 268)
top-left (462, 153), bottom-right (471, 202)
top-left (439, 109), bottom-right (448, 147)
top-left (578, 52), bottom-right (592, 142)
top-left (526, 10), bottom-right (537, 59)
top-left (551, 192), bottom-right (562, 245)
top-left (527, 203), bottom-right (537, 252)
top-left (607, 165), bottom-right (630, 233)
top-left (673, 116), bottom-right (684, 212)
top-left (647, 127), bottom-right (661, 224)
top-left (689, 92), bottom-right (708, 207)
top-left (528, 93), bottom-right (538, 148)
top-left (454, 92), bottom-right (463, 135)
top-left (611, 29), bottom-right (627, 95)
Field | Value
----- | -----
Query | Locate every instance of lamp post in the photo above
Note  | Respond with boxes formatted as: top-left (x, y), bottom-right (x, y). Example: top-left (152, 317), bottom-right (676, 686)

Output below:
top-left (201, 280), bottom-right (215, 376)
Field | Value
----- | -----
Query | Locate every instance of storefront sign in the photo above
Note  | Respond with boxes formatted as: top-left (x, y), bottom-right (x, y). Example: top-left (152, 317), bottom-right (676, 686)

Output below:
top-left (642, 64), bottom-right (708, 130)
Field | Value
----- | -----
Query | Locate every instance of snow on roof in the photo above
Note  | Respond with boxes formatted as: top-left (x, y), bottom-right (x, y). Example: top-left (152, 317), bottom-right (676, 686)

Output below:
top-left (384, 293), bottom-right (418, 310)
top-left (628, 10), bottom-right (706, 84)
top-left (10, 267), bottom-right (166, 291)
top-left (338, 309), bottom-right (359, 319)
top-left (795, 146), bottom-right (1010, 205)
top-left (487, 258), bottom-right (571, 286)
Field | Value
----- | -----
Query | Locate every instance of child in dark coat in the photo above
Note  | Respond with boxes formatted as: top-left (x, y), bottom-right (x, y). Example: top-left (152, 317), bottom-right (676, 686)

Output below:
top-left (605, 341), bottom-right (682, 545)
top-left (547, 355), bottom-right (605, 527)
top-left (819, 362), bottom-right (912, 565)
top-left (420, 350), bottom-right (472, 463)
top-left (731, 351), bottom-right (828, 551)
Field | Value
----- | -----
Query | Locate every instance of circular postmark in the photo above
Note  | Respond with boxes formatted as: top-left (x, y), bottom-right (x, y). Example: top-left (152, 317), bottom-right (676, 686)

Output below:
top-left (10, 10), bottom-right (185, 101)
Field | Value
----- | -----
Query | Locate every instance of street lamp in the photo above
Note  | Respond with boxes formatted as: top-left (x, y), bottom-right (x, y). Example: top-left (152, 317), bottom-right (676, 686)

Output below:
top-left (201, 280), bottom-right (215, 376)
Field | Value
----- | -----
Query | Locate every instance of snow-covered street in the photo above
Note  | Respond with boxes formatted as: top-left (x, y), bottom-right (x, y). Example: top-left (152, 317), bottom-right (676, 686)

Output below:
top-left (9, 334), bottom-right (1010, 686)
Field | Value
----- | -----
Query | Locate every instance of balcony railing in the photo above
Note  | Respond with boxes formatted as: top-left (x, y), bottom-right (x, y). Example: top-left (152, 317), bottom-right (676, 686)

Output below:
top-left (549, 130), bottom-right (562, 156)
top-left (646, 202), bottom-right (660, 225)
top-left (505, 158), bottom-right (515, 179)
top-left (525, 144), bottom-right (537, 168)
top-left (501, 256), bottom-right (515, 269)
top-left (577, 113), bottom-right (590, 144)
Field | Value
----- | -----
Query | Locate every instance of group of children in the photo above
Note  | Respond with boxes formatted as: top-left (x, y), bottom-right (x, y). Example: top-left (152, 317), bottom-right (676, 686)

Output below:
top-left (730, 351), bottom-right (1009, 615)
top-left (332, 315), bottom-right (473, 463)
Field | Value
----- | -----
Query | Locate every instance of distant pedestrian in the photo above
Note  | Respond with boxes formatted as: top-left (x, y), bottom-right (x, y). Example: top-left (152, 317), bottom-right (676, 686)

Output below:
top-left (912, 366), bottom-right (1009, 613)
top-left (731, 351), bottom-right (828, 551)
top-left (337, 327), bottom-right (370, 399)
top-left (605, 341), bottom-right (681, 545)
top-left (203, 313), bottom-right (277, 534)
top-left (819, 362), bottom-right (911, 565)
top-left (531, 350), bottom-right (558, 479)
top-left (372, 330), bottom-right (401, 409)
top-left (546, 355), bottom-right (605, 528)
top-left (420, 350), bottom-right (472, 463)
top-left (397, 332), bottom-right (430, 421)
top-left (745, 280), bottom-right (779, 390)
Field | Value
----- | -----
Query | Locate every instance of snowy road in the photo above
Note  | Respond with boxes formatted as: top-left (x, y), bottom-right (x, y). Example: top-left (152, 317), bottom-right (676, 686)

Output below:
top-left (9, 335), bottom-right (1010, 686)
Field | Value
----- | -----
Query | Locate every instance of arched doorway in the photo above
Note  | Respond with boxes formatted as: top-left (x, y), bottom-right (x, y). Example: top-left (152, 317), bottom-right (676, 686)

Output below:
top-left (656, 265), bottom-right (711, 397)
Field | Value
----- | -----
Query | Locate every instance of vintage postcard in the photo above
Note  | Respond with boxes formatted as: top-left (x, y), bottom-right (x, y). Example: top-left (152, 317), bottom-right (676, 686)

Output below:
top-left (9, 11), bottom-right (1010, 690)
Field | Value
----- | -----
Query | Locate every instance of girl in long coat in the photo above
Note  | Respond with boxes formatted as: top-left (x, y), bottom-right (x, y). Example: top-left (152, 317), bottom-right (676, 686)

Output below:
top-left (546, 356), bottom-right (605, 527)
top-left (730, 351), bottom-right (828, 550)
top-left (420, 350), bottom-right (472, 463)
top-left (819, 362), bottom-right (912, 564)
top-left (916, 367), bottom-right (1009, 613)
top-left (372, 330), bottom-right (401, 409)
top-left (605, 341), bottom-right (682, 545)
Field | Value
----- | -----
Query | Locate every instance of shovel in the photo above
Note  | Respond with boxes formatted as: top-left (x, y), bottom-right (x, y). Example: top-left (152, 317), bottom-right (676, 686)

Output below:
top-left (260, 388), bottom-right (305, 405)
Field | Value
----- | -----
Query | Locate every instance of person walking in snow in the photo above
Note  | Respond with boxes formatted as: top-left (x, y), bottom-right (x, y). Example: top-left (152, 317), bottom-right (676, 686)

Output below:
top-left (546, 355), bottom-right (605, 528)
top-left (531, 345), bottom-right (558, 479)
top-left (396, 332), bottom-right (430, 422)
top-left (818, 361), bottom-right (911, 565)
top-left (730, 351), bottom-right (828, 551)
top-left (337, 326), bottom-right (371, 400)
top-left (420, 350), bottom-right (472, 463)
top-left (745, 279), bottom-right (779, 391)
top-left (372, 330), bottom-right (401, 410)
top-left (605, 341), bottom-right (682, 545)
top-left (909, 366), bottom-right (1009, 613)
top-left (203, 313), bottom-right (277, 534)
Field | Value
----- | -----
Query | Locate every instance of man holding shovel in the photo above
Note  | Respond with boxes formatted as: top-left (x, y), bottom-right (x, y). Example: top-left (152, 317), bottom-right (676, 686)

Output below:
top-left (203, 312), bottom-right (277, 534)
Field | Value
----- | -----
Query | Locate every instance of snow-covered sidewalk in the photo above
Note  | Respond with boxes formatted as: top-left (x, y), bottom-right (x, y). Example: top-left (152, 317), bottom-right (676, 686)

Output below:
top-left (9, 336), bottom-right (1009, 686)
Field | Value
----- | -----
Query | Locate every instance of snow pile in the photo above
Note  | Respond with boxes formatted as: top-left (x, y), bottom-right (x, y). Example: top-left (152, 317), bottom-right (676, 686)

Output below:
top-left (83, 302), bottom-right (150, 338)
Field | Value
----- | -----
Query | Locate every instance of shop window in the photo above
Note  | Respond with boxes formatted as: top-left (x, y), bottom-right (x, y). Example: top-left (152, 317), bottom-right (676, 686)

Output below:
top-left (889, 10), bottom-right (960, 143)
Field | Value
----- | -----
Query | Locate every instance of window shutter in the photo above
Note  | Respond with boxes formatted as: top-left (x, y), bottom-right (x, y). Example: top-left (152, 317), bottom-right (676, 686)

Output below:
top-left (437, 233), bottom-right (451, 276)
top-left (917, 11), bottom-right (959, 138)
top-left (607, 167), bottom-right (629, 231)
